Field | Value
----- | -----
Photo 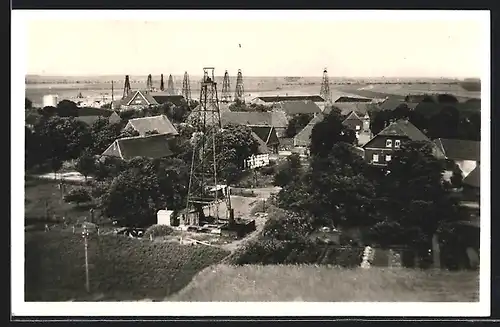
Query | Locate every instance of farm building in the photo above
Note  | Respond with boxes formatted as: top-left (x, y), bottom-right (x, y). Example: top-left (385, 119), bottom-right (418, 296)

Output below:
top-left (124, 115), bottom-right (178, 137)
top-left (250, 95), bottom-right (326, 110)
top-left (245, 132), bottom-right (271, 169)
top-left (112, 90), bottom-right (159, 111)
top-left (330, 102), bottom-right (378, 116)
top-left (220, 111), bottom-right (289, 138)
top-left (276, 100), bottom-right (322, 118)
top-left (433, 138), bottom-right (480, 178)
top-left (293, 109), bottom-right (372, 148)
top-left (334, 96), bottom-right (373, 103)
top-left (75, 109), bottom-right (121, 126)
top-left (101, 134), bottom-right (177, 160)
top-left (149, 93), bottom-right (186, 106)
top-left (361, 119), bottom-right (433, 167)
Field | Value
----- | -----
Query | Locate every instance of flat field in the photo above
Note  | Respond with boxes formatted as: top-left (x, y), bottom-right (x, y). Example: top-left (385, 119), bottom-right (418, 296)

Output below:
top-left (169, 264), bottom-right (479, 302)
top-left (25, 231), bottom-right (230, 301)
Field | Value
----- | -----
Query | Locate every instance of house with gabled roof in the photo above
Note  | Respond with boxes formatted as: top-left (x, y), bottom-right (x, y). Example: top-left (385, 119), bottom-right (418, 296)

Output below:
top-left (220, 111), bottom-right (289, 137)
top-left (362, 119), bottom-right (432, 166)
top-left (248, 125), bottom-right (280, 154)
top-left (101, 133), bottom-right (177, 160)
top-left (433, 138), bottom-right (480, 178)
top-left (149, 93), bottom-right (185, 106)
top-left (276, 100), bottom-right (322, 118)
top-left (112, 90), bottom-right (159, 111)
top-left (124, 114), bottom-right (178, 137)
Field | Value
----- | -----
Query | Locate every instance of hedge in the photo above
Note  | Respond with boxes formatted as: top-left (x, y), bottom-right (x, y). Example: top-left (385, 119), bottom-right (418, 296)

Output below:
top-left (25, 231), bottom-right (229, 301)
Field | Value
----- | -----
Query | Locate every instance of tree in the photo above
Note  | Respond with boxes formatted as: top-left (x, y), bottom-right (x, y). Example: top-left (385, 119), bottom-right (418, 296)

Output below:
top-left (428, 106), bottom-right (460, 139)
top-left (374, 141), bottom-right (461, 251)
top-left (309, 107), bottom-right (356, 158)
top-left (437, 94), bottom-right (459, 104)
top-left (64, 188), bottom-right (92, 207)
top-left (56, 100), bottom-right (79, 117)
top-left (89, 117), bottom-right (122, 154)
top-left (119, 126), bottom-right (140, 138)
top-left (285, 113), bottom-right (313, 138)
top-left (228, 99), bottom-right (247, 112)
top-left (75, 152), bottom-right (96, 181)
top-left (145, 130), bottom-right (160, 136)
top-left (370, 110), bottom-right (393, 135)
top-left (25, 98), bottom-right (33, 110)
top-left (273, 153), bottom-right (302, 187)
top-left (392, 103), bottom-right (411, 120)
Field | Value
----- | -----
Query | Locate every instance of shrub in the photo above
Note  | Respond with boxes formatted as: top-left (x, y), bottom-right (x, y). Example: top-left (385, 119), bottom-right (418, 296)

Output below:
top-left (64, 187), bottom-right (92, 206)
top-left (143, 224), bottom-right (174, 239)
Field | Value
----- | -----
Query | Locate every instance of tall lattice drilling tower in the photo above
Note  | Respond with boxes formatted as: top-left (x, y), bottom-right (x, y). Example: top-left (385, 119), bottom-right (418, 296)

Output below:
top-left (234, 69), bottom-right (244, 102)
top-left (167, 74), bottom-right (175, 95)
top-left (320, 68), bottom-right (332, 103)
top-left (221, 70), bottom-right (231, 103)
top-left (184, 67), bottom-right (231, 226)
top-left (122, 75), bottom-right (131, 99)
top-left (146, 74), bottom-right (153, 92)
top-left (160, 74), bottom-right (165, 91)
top-left (182, 71), bottom-right (191, 101)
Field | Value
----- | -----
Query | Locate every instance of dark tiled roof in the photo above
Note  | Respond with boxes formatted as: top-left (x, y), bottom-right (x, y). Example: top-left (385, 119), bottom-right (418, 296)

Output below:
top-left (335, 96), bottom-right (372, 103)
top-left (376, 119), bottom-right (429, 141)
top-left (127, 115), bottom-right (178, 136)
top-left (249, 125), bottom-right (280, 146)
top-left (328, 102), bottom-right (376, 116)
top-left (77, 107), bottom-right (116, 117)
top-left (102, 134), bottom-right (176, 160)
top-left (150, 93), bottom-right (185, 106)
top-left (278, 100), bottom-right (322, 116)
top-left (75, 111), bottom-right (121, 126)
top-left (463, 165), bottom-right (480, 188)
top-left (293, 113), bottom-right (325, 147)
top-left (433, 138), bottom-right (480, 161)
top-left (256, 95), bottom-right (325, 103)
top-left (251, 132), bottom-right (270, 154)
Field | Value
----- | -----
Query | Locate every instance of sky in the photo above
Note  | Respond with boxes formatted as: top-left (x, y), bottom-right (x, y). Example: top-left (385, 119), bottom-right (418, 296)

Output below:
top-left (23, 11), bottom-right (486, 78)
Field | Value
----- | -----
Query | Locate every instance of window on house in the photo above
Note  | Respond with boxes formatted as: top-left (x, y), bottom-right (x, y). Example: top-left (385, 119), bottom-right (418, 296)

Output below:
top-left (395, 139), bottom-right (401, 148)
top-left (386, 155), bottom-right (392, 162)
top-left (356, 125), bottom-right (361, 130)
top-left (386, 139), bottom-right (393, 148)
top-left (356, 131), bottom-right (359, 138)
top-left (372, 154), bottom-right (379, 162)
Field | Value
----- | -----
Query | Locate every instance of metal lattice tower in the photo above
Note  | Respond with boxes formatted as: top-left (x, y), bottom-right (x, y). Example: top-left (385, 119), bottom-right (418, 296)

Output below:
top-left (320, 68), bottom-right (332, 103)
top-left (160, 74), bottom-right (165, 91)
top-left (146, 74), bottom-right (153, 92)
top-left (185, 67), bottom-right (226, 226)
top-left (122, 75), bottom-right (131, 99)
top-left (221, 70), bottom-right (231, 103)
top-left (167, 74), bottom-right (175, 95)
top-left (234, 69), bottom-right (244, 102)
top-left (182, 71), bottom-right (191, 101)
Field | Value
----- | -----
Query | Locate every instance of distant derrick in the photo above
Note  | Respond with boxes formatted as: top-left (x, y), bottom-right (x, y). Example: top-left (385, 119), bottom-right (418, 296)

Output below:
top-left (221, 70), bottom-right (231, 103)
top-left (122, 75), bottom-right (131, 99)
top-left (160, 74), bottom-right (165, 91)
top-left (167, 74), bottom-right (175, 95)
top-left (320, 68), bottom-right (331, 103)
top-left (234, 69), bottom-right (244, 102)
top-left (182, 71), bottom-right (192, 101)
top-left (146, 74), bottom-right (153, 93)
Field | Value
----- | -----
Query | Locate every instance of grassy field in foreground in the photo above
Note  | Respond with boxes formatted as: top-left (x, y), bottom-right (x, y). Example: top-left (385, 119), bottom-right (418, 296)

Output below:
top-left (25, 231), bottom-right (229, 301)
top-left (169, 264), bottom-right (479, 302)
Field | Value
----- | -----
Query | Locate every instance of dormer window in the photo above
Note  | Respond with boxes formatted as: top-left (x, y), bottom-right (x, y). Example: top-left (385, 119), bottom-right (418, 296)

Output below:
top-left (395, 139), bottom-right (401, 148)
top-left (386, 139), bottom-right (393, 148)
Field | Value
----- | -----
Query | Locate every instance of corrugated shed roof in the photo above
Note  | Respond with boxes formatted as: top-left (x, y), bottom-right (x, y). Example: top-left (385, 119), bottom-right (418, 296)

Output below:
top-left (463, 165), bottom-right (480, 188)
top-left (102, 134), bottom-right (176, 160)
top-left (376, 119), bottom-right (430, 141)
top-left (128, 115), bottom-right (178, 136)
top-left (221, 111), bottom-right (288, 129)
top-left (256, 95), bottom-right (325, 103)
top-left (278, 100), bottom-right (322, 116)
top-left (433, 138), bottom-right (480, 161)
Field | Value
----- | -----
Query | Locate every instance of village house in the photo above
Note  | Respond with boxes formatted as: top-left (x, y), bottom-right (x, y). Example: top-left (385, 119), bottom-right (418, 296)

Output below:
top-left (124, 114), bottom-right (178, 137)
top-left (361, 119), bottom-right (431, 166)
top-left (149, 93), bottom-right (186, 106)
top-left (244, 132), bottom-right (272, 169)
top-left (250, 95), bottom-right (326, 110)
top-left (74, 107), bottom-right (122, 126)
top-left (247, 125), bottom-right (280, 154)
top-left (433, 138), bottom-right (480, 178)
top-left (112, 90), bottom-right (160, 111)
top-left (101, 133), bottom-right (177, 160)
top-left (220, 111), bottom-right (288, 138)
top-left (293, 109), bottom-right (372, 148)
top-left (275, 100), bottom-right (322, 118)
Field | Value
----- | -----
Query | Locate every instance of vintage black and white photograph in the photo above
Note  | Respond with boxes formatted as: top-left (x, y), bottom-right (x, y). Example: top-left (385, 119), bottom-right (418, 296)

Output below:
top-left (12, 10), bottom-right (489, 317)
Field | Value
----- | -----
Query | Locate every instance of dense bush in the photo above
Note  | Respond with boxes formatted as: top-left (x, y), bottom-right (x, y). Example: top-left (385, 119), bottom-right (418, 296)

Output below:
top-left (64, 188), bottom-right (92, 206)
top-left (143, 224), bottom-right (174, 239)
top-left (25, 232), bottom-right (230, 301)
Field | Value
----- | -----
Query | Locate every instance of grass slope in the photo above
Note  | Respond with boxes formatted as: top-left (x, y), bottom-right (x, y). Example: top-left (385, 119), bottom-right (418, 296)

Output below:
top-left (169, 264), bottom-right (479, 302)
top-left (25, 232), bottom-right (229, 301)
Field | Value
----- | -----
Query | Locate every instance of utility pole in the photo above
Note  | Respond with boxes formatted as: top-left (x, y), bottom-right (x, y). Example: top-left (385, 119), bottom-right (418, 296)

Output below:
top-left (82, 225), bottom-right (90, 293)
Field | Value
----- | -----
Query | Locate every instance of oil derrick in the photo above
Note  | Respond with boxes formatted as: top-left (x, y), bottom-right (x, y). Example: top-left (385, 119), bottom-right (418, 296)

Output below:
top-left (320, 68), bottom-right (332, 103)
top-left (122, 75), bottom-right (131, 99)
top-left (182, 71), bottom-right (191, 101)
top-left (234, 69), bottom-right (244, 102)
top-left (185, 67), bottom-right (231, 226)
top-left (160, 74), bottom-right (165, 91)
top-left (221, 70), bottom-right (231, 103)
top-left (167, 74), bottom-right (175, 95)
top-left (146, 74), bottom-right (153, 92)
